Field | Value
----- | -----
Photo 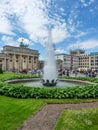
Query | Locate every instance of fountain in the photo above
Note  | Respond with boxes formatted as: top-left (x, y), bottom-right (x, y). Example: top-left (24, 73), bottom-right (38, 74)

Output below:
top-left (42, 28), bottom-right (58, 86)
top-left (7, 30), bottom-right (92, 87)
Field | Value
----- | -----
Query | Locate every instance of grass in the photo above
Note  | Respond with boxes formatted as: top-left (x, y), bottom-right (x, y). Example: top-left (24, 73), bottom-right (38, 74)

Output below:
top-left (55, 108), bottom-right (98, 130)
top-left (0, 73), bottom-right (98, 130)
top-left (0, 72), bottom-right (39, 81)
top-left (0, 95), bottom-right (45, 130)
top-left (0, 95), bottom-right (98, 130)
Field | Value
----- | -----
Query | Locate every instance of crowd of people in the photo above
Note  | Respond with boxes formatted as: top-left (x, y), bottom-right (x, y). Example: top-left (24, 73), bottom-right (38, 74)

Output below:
top-left (58, 68), bottom-right (97, 78)
top-left (12, 67), bottom-right (98, 78)
top-left (84, 70), bottom-right (97, 78)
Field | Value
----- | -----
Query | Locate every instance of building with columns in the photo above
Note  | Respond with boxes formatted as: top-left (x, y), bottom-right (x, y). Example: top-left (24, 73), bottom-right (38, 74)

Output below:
top-left (0, 45), bottom-right (39, 72)
top-left (1, 46), bottom-right (98, 72)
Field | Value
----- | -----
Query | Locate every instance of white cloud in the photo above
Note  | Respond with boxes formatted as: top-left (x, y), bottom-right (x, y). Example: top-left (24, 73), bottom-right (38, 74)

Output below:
top-left (52, 23), bottom-right (69, 43)
top-left (0, 0), bottom-right (97, 54)
top-left (80, 0), bottom-right (95, 7)
top-left (60, 8), bottom-right (64, 12)
top-left (67, 4), bottom-right (80, 33)
top-left (89, 0), bottom-right (95, 5)
top-left (17, 37), bottom-right (32, 46)
top-left (1, 35), bottom-right (32, 47)
top-left (0, 0), bottom-right (69, 45)
top-left (67, 39), bottom-right (98, 50)
top-left (1, 36), bottom-right (19, 46)
top-left (55, 49), bottom-right (65, 54)
top-left (0, 11), bottom-right (14, 35)
top-left (74, 31), bottom-right (88, 38)
top-left (80, 0), bottom-right (88, 7)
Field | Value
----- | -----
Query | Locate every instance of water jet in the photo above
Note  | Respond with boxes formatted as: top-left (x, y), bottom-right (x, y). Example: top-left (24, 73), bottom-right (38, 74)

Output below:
top-left (42, 28), bottom-right (58, 86)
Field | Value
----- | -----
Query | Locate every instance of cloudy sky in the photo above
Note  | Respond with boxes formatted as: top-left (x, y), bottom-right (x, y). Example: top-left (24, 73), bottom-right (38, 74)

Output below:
top-left (0, 0), bottom-right (98, 59)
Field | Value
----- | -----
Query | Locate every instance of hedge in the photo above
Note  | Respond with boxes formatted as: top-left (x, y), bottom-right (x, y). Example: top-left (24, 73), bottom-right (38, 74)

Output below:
top-left (0, 81), bottom-right (98, 99)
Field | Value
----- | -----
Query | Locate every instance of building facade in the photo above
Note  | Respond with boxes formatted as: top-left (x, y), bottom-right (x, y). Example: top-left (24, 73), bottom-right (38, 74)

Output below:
top-left (0, 46), bottom-right (39, 72)
top-left (55, 53), bottom-right (79, 71)
top-left (89, 52), bottom-right (98, 70)
top-left (56, 50), bottom-right (98, 71)
top-left (70, 49), bottom-right (85, 56)
top-left (79, 54), bottom-right (90, 70)
top-left (76, 51), bottom-right (98, 71)
top-left (1, 46), bottom-right (98, 72)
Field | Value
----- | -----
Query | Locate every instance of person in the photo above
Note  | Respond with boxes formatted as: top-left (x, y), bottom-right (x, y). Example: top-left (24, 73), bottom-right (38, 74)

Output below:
top-left (66, 70), bottom-right (69, 77)
top-left (85, 71), bottom-right (89, 77)
top-left (75, 70), bottom-right (78, 77)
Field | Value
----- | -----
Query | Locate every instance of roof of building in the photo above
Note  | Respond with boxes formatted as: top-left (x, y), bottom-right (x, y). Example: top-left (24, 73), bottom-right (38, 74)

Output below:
top-left (70, 49), bottom-right (85, 52)
top-left (90, 52), bottom-right (98, 55)
top-left (55, 53), bottom-right (69, 56)
top-left (2, 45), bottom-right (40, 55)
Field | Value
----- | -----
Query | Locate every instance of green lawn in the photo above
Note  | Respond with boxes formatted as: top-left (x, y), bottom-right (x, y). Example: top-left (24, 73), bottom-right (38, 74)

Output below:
top-left (0, 95), bottom-right (45, 130)
top-left (0, 72), bottom-right (38, 81)
top-left (55, 108), bottom-right (98, 130)
top-left (0, 73), bottom-right (98, 130)
top-left (1, 95), bottom-right (98, 130)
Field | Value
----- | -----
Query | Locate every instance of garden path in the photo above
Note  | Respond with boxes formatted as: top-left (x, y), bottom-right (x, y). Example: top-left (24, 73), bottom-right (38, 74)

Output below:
top-left (18, 101), bottom-right (98, 130)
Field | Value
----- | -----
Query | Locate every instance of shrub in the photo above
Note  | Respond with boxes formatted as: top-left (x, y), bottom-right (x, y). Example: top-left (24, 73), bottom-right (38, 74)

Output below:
top-left (0, 73), bottom-right (98, 99)
top-left (0, 81), bottom-right (98, 99)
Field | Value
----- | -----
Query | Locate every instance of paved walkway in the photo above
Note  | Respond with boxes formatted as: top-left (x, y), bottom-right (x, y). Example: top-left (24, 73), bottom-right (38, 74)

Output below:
top-left (18, 102), bottom-right (98, 130)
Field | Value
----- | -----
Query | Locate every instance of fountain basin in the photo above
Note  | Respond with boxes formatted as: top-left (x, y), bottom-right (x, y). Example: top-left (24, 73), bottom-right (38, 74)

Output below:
top-left (5, 78), bottom-right (94, 88)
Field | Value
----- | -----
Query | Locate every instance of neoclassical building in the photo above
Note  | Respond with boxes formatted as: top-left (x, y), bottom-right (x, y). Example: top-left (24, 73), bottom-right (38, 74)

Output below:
top-left (0, 45), bottom-right (39, 72)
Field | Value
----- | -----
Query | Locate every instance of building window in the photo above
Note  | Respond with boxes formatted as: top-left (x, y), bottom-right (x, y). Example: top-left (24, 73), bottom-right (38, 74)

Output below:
top-left (16, 56), bottom-right (18, 59)
top-left (91, 60), bottom-right (94, 62)
top-left (34, 57), bottom-right (37, 63)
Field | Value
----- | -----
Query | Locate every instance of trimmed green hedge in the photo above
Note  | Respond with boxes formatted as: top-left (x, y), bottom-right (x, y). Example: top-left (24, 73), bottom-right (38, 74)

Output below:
top-left (0, 81), bottom-right (98, 99)
top-left (0, 73), bottom-right (98, 99)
